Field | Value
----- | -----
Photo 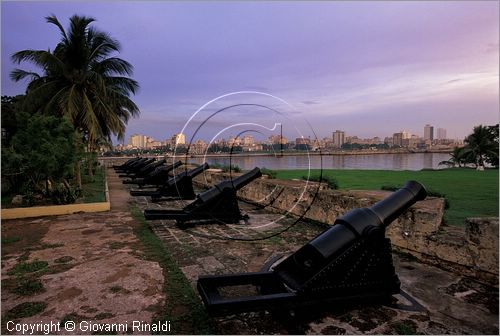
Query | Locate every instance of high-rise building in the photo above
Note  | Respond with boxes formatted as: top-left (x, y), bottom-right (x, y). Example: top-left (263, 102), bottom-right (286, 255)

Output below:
top-left (128, 134), bottom-right (146, 148)
top-left (172, 133), bottom-right (186, 145)
top-left (437, 128), bottom-right (447, 140)
top-left (332, 130), bottom-right (345, 148)
top-left (392, 132), bottom-right (404, 147)
top-left (424, 124), bottom-right (434, 141)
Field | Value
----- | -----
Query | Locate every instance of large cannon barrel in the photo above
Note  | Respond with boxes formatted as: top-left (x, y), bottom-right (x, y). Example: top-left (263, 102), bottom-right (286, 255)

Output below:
top-left (231, 167), bottom-right (262, 190)
top-left (275, 181), bottom-right (427, 289)
top-left (138, 159), bottom-right (166, 174)
top-left (194, 167), bottom-right (262, 205)
top-left (186, 162), bottom-right (210, 178)
top-left (311, 180), bottom-right (426, 259)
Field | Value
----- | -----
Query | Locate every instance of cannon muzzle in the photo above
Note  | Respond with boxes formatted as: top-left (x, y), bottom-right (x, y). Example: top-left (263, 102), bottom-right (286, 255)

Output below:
top-left (196, 167), bottom-right (262, 204)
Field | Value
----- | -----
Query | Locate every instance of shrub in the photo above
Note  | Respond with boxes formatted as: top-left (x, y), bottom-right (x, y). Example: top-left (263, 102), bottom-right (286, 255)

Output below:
top-left (2, 112), bottom-right (82, 198)
top-left (50, 183), bottom-right (82, 205)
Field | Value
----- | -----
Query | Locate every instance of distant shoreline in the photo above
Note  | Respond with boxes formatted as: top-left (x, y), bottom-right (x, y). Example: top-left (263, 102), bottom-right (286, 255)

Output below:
top-left (180, 149), bottom-right (452, 158)
top-left (102, 149), bottom-right (452, 159)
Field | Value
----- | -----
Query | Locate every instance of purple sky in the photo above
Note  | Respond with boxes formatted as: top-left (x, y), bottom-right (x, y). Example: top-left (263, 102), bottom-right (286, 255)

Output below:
top-left (2, 1), bottom-right (498, 143)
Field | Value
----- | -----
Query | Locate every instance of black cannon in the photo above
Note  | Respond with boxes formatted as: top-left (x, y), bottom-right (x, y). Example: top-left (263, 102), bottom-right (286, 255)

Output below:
top-left (130, 163), bottom-right (209, 200)
top-left (113, 157), bottom-right (142, 171)
top-left (143, 167), bottom-right (262, 225)
top-left (196, 180), bottom-right (427, 315)
top-left (119, 159), bottom-right (166, 179)
top-left (123, 161), bottom-right (183, 187)
top-left (118, 157), bottom-right (155, 174)
top-left (114, 157), bottom-right (145, 172)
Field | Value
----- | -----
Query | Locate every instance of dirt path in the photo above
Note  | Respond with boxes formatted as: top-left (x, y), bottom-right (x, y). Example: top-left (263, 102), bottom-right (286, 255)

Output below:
top-left (1, 169), bottom-right (164, 335)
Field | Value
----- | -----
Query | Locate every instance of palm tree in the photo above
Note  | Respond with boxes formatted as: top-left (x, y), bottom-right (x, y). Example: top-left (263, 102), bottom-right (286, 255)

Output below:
top-left (463, 125), bottom-right (497, 169)
top-left (10, 14), bottom-right (139, 155)
top-left (438, 146), bottom-right (466, 168)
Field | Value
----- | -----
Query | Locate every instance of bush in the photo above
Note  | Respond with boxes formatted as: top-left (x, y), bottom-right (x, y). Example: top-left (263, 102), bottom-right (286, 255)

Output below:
top-left (1, 112), bottom-right (83, 203)
top-left (303, 174), bottom-right (339, 189)
top-left (50, 183), bottom-right (81, 205)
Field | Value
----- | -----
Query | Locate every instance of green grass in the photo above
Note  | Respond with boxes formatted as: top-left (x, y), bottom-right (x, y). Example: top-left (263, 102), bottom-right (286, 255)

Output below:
top-left (4, 302), bottom-right (47, 319)
top-left (276, 168), bottom-right (499, 226)
top-left (81, 167), bottom-right (106, 203)
top-left (130, 207), bottom-right (213, 334)
top-left (392, 321), bottom-right (418, 335)
top-left (8, 260), bottom-right (49, 275)
top-left (14, 276), bottom-right (45, 296)
top-left (2, 236), bottom-right (21, 245)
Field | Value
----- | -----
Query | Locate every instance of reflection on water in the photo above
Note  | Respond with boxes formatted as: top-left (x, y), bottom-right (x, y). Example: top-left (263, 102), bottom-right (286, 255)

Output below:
top-left (188, 153), bottom-right (451, 171)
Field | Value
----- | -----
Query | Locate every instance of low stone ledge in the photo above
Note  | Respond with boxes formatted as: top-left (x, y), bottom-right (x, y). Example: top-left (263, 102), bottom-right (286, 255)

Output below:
top-left (1, 174), bottom-right (110, 220)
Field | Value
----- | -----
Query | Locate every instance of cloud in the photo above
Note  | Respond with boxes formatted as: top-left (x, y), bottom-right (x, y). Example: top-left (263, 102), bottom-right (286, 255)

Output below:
top-left (302, 100), bottom-right (320, 105)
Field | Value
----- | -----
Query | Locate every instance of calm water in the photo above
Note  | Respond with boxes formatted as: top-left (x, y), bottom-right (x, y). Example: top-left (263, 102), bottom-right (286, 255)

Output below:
top-left (188, 152), bottom-right (451, 170)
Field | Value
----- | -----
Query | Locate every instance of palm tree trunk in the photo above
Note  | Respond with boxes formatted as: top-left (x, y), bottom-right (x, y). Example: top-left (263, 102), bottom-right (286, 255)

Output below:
top-left (87, 142), bottom-right (94, 179)
top-left (75, 162), bottom-right (82, 189)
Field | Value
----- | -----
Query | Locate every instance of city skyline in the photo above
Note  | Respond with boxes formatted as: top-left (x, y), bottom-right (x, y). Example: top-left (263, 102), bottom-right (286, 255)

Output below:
top-left (120, 123), bottom-right (457, 151)
top-left (2, 1), bottom-right (498, 142)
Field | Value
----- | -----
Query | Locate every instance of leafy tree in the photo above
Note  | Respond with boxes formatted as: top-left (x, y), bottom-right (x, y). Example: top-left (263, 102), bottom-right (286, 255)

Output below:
top-left (485, 124), bottom-right (499, 167)
top-left (1, 95), bottom-right (27, 146)
top-left (2, 113), bottom-right (82, 199)
top-left (10, 14), bottom-right (140, 164)
top-left (463, 125), bottom-right (498, 168)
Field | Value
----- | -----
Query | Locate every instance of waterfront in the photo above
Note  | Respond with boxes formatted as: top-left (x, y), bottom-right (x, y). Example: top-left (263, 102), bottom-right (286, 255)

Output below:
top-left (187, 152), bottom-right (451, 170)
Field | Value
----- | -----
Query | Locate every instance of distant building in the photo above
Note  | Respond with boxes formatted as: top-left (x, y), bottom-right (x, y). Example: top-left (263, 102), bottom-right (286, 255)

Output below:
top-left (437, 128), bottom-right (447, 140)
top-left (241, 135), bottom-right (255, 146)
top-left (190, 139), bottom-right (207, 154)
top-left (172, 133), bottom-right (186, 145)
top-left (128, 134), bottom-right (147, 148)
top-left (392, 131), bottom-right (409, 147)
top-left (332, 130), bottom-right (345, 148)
top-left (295, 137), bottom-right (311, 145)
top-left (268, 134), bottom-right (288, 145)
top-left (228, 136), bottom-right (241, 146)
top-left (424, 124), bottom-right (434, 141)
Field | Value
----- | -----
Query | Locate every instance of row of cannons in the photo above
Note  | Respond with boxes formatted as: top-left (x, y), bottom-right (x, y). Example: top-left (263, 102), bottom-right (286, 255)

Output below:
top-left (114, 157), bottom-right (428, 316)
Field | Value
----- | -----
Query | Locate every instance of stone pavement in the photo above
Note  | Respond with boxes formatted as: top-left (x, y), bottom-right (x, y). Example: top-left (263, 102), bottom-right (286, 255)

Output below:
top-left (1, 169), bottom-right (164, 335)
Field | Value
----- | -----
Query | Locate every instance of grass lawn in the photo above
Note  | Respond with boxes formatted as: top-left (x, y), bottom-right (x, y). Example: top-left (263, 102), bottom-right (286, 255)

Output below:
top-left (81, 167), bottom-right (106, 203)
top-left (275, 168), bottom-right (499, 226)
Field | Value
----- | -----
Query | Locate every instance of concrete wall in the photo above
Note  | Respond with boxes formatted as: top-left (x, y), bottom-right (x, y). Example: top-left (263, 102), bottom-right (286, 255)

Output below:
top-left (194, 172), bottom-right (499, 285)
